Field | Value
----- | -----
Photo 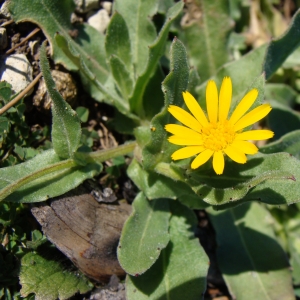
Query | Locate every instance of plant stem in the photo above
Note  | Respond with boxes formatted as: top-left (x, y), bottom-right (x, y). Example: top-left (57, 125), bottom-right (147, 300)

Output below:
top-left (83, 141), bottom-right (137, 163)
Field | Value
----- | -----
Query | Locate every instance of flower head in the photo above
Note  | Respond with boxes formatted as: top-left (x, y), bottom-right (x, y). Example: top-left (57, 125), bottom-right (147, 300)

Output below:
top-left (165, 77), bottom-right (274, 175)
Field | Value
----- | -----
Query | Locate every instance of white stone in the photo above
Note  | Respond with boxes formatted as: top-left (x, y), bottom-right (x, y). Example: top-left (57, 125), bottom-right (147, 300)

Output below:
top-left (0, 54), bottom-right (33, 94)
top-left (73, 0), bottom-right (99, 13)
top-left (88, 9), bottom-right (110, 33)
top-left (102, 1), bottom-right (112, 14)
top-left (0, 2), bottom-right (11, 18)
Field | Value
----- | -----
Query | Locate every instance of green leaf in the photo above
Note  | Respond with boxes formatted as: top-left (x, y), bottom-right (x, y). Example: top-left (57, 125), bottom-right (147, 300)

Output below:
top-left (0, 149), bottom-right (102, 203)
top-left (20, 252), bottom-right (92, 300)
top-left (265, 83), bottom-right (297, 107)
top-left (267, 100), bottom-right (300, 140)
top-left (260, 130), bottom-right (300, 159)
top-left (109, 55), bottom-right (134, 99)
top-left (128, 1), bottom-right (184, 116)
top-left (156, 152), bottom-right (300, 207)
top-left (117, 192), bottom-right (170, 275)
top-left (8, 0), bottom-right (76, 69)
top-left (208, 202), bottom-right (294, 300)
top-left (180, 0), bottom-right (232, 81)
top-left (39, 43), bottom-right (81, 159)
top-left (127, 159), bottom-right (209, 209)
top-left (75, 106), bottom-right (89, 123)
top-left (196, 44), bottom-right (267, 107)
top-left (263, 8), bottom-right (300, 79)
top-left (126, 200), bottom-right (209, 299)
top-left (113, 0), bottom-right (158, 77)
top-left (55, 33), bottom-right (135, 118)
top-left (0, 81), bottom-right (12, 102)
top-left (142, 38), bottom-right (189, 170)
top-left (105, 12), bottom-right (132, 72)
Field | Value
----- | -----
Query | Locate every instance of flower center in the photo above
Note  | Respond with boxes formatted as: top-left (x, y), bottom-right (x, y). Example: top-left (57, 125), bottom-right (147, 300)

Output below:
top-left (201, 120), bottom-right (236, 152)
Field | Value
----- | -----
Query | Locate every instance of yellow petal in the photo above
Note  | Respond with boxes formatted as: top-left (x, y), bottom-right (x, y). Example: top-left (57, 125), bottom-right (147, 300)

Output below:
top-left (233, 104), bottom-right (272, 131)
top-left (229, 89), bottom-right (258, 125)
top-left (182, 91), bottom-right (209, 127)
top-left (168, 105), bottom-right (201, 132)
top-left (191, 149), bottom-right (213, 169)
top-left (168, 135), bottom-right (203, 145)
top-left (213, 151), bottom-right (225, 175)
top-left (224, 145), bottom-right (247, 164)
top-left (206, 80), bottom-right (218, 123)
top-left (171, 146), bottom-right (205, 160)
top-left (236, 130), bottom-right (274, 140)
top-left (231, 140), bottom-right (258, 154)
top-left (219, 77), bottom-right (232, 122)
top-left (165, 124), bottom-right (202, 139)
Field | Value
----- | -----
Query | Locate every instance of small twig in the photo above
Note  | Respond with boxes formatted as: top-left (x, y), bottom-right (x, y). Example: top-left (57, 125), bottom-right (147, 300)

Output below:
top-left (0, 72), bottom-right (42, 115)
top-left (1, 20), bottom-right (14, 27)
top-left (6, 27), bottom-right (41, 55)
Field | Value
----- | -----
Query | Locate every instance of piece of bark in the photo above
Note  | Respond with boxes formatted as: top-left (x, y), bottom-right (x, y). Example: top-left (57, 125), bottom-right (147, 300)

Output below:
top-left (31, 192), bottom-right (131, 282)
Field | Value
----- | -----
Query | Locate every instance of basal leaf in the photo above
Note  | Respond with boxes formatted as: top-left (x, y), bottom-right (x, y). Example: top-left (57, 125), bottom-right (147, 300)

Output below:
top-left (0, 149), bottom-right (102, 203)
top-left (180, 0), bottom-right (233, 81)
top-left (260, 130), bottom-right (300, 159)
top-left (128, 1), bottom-right (184, 117)
top-left (263, 8), bottom-right (300, 79)
top-left (8, 0), bottom-right (76, 69)
top-left (55, 34), bottom-right (135, 118)
top-left (126, 200), bottom-right (209, 300)
top-left (127, 159), bottom-right (209, 209)
top-left (142, 38), bottom-right (189, 170)
top-left (208, 202), bottom-right (294, 300)
top-left (156, 152), bottom-right (300, 207)
top-left (105, 12), bottom-right (132, 72)
top-left (196, 44), bottom-right (267, 107)
top-left (20, 252), bottom-right (92, 300)
top-left (40, 43), bottom-right (81, 159)
top-left (109, 55), bottom-right (133, 100)
top-left (113, 0), bottom-right (158, 77)
top-left (117, 192), bottom-right (170, 275)
top-left (267, 100), bottom-right (300, 140)
top-left (265, 83), bottom-right (297, 107)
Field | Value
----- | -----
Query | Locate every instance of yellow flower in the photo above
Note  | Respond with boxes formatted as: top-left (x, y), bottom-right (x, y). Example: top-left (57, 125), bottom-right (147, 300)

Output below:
top-left (165, 77), bottom-right (274, 175)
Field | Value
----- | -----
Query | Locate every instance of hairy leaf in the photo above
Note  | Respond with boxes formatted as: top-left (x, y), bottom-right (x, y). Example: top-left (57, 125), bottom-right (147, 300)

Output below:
top-left (263, 8), bottom-right (300, 79)
top-left (126, 200), bottom-right (209, 299)
top-left (142, 38), bottom-right (189, 170)
top-left (118, 192), bottom-right (170, 275)
top-left (209, 202), bottom-right (294, 300)
top-left (40, 43), bottom-right (81, 159)
top-left (180, 0), bottom-right (232, 80)
top-left (128, 1), bottom-right (184, 116)
top-left (20, 252), bottom-right (92, 300)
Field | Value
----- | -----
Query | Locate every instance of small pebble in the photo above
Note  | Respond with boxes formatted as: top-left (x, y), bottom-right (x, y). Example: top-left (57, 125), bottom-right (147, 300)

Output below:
top-left (0, 27), bottom-right (7, 50)
top-left (88, 9), bottom-right (110, 33)
top-left (0, 54), bottom-right (33, 94)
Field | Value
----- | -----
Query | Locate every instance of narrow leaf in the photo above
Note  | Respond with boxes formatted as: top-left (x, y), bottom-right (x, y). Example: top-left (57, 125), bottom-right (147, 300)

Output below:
top-left (142, 38), bottom-right (189, 170)
top-left (105, 12), bottom-right (132, 72)
top-left (109, 55), bottom-right (133, 99)
top-left (117, 192), bottom-right (170, 275)
top-left (129, 1), bottom-right (184, 116)
top-left (208, 202), bottom-right (294, 300)
top-left (113, 0), bottom-right (158, 77)
top-left (39, 43), bottom-right (81, 159)
top-left (263, 8), bottom-right (300, 79)
top-left (126, 200), bottom-right (209, 299)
